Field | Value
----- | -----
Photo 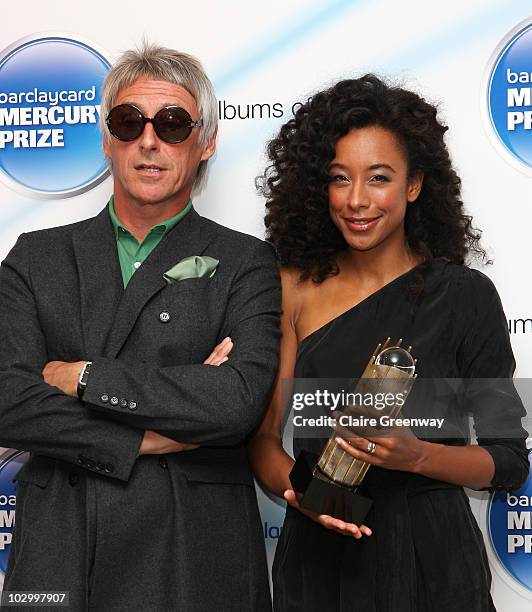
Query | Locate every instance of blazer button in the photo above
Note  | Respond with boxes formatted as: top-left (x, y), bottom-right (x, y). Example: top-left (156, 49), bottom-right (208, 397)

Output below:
top-left (101, 394), bottom-right (109, 403)
top-left (128, 401), bottom-right (137, 411)
top-left (119, 398), bottom-right (128, 408)
top-left (77, 454), bottom-right (85, 465)
top-left (110, 397), bottom-right (119, 406)
top-left (86, 459), bottom-right (95, 469)
top-left (159, 311), bottom-right (171, 323)
top-left (96, 463), bottom-right (104, 471)
top-left (104, 464), bottom-right (114, 474)
top-left (159, 457), bottom-right (168, 469)
top-left (68, 472), bottom-right (79, 487)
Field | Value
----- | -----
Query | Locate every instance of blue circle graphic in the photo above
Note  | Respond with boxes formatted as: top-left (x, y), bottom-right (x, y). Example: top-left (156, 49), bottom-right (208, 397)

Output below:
top-left (0, 35), bottom-right (110, 197)
top-left (488, 455), bottom-right (532, 592)
top-left (487, 20), bottom-right (532, 171)
top-left (0, 450), bottom-right (28, 576)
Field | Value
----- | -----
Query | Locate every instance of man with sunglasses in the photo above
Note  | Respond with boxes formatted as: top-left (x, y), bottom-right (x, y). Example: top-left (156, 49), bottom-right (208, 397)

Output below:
top-left (0, 43), bottom-right (279, 611)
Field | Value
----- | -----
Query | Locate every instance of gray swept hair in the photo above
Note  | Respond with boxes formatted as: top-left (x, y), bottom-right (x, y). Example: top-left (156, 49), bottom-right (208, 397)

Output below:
top-left (101, 42), bottom-right (218, 189)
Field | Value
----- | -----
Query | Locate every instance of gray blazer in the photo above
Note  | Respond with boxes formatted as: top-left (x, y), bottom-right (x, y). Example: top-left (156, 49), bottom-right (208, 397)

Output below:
top-left (0, 206), bottom-right (280, 611)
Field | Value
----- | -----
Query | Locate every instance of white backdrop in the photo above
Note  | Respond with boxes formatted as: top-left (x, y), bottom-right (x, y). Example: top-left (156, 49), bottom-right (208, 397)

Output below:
top-left (0, 1), bottom-right (531, 609)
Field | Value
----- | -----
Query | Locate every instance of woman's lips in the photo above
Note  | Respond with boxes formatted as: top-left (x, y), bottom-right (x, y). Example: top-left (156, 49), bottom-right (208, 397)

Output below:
top-left (343, 216), bottom-right (381, 232)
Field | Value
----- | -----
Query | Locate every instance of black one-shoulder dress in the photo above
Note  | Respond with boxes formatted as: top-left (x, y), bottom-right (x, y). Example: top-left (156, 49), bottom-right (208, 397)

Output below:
top-left (272, 259), bottom-right (530, 612)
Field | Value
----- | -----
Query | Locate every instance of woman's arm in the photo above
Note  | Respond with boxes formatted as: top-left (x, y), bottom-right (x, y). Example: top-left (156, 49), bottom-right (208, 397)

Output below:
top-left (249, 268), bottom-right (372, 538)
top-left (335, 434), bottom-right (497, 490)
top-left (248, 268), bottom-right (299, 498)
top-left (336, 268), bottom-right (529, 491)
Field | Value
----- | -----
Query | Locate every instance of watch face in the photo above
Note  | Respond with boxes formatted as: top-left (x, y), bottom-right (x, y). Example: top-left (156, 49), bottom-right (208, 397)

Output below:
top-left (78, 363), bottom-right (91, 397)
top-left (82, 362), bottom-right (92, 382)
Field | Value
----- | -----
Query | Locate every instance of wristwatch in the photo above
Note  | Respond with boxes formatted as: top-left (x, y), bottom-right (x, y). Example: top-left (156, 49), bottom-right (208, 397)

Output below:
top-left (77, 361), bottom-right (92, 399)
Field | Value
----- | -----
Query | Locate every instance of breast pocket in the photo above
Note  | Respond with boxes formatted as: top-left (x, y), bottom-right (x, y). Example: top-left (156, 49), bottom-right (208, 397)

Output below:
top-left (163, 276), bottom-right (215, 292)
top-left (158, 275), bottom-right (218, 309)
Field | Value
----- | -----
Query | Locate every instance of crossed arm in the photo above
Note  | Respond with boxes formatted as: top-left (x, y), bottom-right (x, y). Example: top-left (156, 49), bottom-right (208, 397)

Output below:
top-left (42, 338), bottom-right (233, 455)
top-left (0, 233), bottom-right (281, 481)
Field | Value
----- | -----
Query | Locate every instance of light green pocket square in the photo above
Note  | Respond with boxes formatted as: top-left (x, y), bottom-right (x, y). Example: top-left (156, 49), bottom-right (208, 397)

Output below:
top-left (163, 255), bottom-right (219, 283)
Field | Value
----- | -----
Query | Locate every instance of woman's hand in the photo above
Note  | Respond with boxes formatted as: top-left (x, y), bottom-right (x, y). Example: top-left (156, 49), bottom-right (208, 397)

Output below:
top-left (283, 488), bottom-right (372, 539)
top-left (335, 428), bottom-right (426, 473)
top-left (335, 431), bottom-right (497, 490)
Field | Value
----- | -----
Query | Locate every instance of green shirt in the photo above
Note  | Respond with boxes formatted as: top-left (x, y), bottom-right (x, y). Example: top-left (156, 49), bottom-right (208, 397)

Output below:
top-left (108, 196), bottom-right (192, 287)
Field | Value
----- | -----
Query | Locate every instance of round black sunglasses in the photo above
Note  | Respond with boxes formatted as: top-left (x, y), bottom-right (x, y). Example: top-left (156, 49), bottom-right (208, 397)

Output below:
top-left (106, 103), bottom-right (203, 144)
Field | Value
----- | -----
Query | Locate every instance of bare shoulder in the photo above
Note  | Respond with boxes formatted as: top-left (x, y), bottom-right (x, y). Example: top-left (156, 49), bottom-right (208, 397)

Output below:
top-left (279, 267), bottom-right (324, 333)
top-left (279, 267), bottom-right (316, 305)
top-left (279, 266), bottom-right (303, 293)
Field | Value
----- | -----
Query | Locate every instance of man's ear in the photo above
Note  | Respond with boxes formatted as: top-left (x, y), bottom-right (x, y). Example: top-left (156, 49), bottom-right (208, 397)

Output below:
top-left (407, 172), bottom-right (424, 203)
top-left (200, 128), bottom-right (217, 162)
top-left (103, 134), bottom-right (112, 161)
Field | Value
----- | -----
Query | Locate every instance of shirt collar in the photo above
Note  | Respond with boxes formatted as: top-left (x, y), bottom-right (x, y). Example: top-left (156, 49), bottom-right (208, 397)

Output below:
top-left (107, 195), bottom-right (193, 241)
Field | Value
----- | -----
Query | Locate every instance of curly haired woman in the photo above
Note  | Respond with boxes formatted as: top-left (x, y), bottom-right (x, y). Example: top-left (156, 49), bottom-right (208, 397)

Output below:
top-left (249, 75), bottom-right (530, 612)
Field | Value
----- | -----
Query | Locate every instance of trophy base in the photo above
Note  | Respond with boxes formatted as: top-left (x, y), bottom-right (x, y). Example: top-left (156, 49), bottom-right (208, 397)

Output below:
top-left (289, 450), bottom-right (373, 524)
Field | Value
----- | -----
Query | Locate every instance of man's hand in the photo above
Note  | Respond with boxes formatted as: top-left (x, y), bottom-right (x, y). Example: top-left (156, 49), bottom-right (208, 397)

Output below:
top-left (138, 430), bottom-right (199, 455)
top-left (139, 336), bottom-right (234, 456)
top-left (42, 338), bottom-right (234, 455)
top-left (43, 360), bottom-right (87, 397)
top-left (41, 337), bottom-right (233, 400)
top-left (203, 336), bottom-right (233, 366)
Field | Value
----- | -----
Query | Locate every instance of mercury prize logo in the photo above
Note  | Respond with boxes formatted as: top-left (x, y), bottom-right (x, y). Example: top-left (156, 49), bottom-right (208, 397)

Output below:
top-left (0, 450), bottom-right (29, 577)
top-left (487, 454), bottom-right (532, 597)
top-left (484, 18), bottom-right (532, 175)
top-left (0, 34), bottom-right (111, 198)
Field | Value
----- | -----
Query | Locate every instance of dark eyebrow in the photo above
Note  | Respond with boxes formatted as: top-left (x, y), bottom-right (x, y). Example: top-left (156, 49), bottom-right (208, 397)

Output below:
top-left (369, 163), bottom-right (396, 173)
top-left (328, 162), bottom-right (396, 173)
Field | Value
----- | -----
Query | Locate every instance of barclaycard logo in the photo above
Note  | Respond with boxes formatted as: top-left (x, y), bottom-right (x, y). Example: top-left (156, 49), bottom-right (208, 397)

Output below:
top-left (0, 450), bottom-right (28, 576)
top-left (0, 33), bottom-right (111, 198)
top-left (487, 455), bottom-right (532, 596)
top-left (483, 18), bottom-right (532, 176)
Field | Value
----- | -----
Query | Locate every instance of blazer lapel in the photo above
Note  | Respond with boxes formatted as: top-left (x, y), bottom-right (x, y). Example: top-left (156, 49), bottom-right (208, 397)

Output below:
top-left (72, 207), bottom-right (124, 358)
top-left (104, 208), bottom-right (212, 358)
